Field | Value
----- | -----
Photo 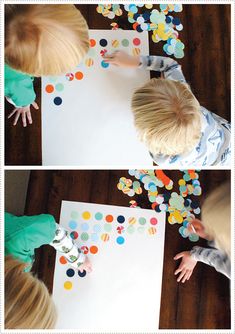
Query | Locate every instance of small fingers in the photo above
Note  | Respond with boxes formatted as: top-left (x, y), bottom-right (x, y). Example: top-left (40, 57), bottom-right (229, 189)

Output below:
top-left (13, 111), bottom-right (21, 126)
top-left (174, 252), bottom-right (185, 260)
top-left (8, 108), bottom-right (17, 119)
top-left (26, 110), bottom-right (32, 124)
top-left (22, 112), bottom-right (27, 127)
top-left (177, 269), bottom-right (187, 282)
top-left (32, 101), bottom-right (39, 109)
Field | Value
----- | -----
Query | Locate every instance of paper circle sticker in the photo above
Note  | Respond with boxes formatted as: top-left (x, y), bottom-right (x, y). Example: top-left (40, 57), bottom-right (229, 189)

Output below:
top-left (66, 73), bottom-right (74, 81)
top-left (59, 256), bottom-right (67, 264)
top-left (93, 224), bottom-right (102, 233)
top-left (81, 246), bottom-right (89, 254)
top-left (70, 211), bottom-right (78, 219)
top-left (133, 37), bottom-right (141, 46)
top-left (70, 231), bottom-right (78, 240)
top-left (105, 214), bottom-right (113, 223)
top-left (101, 233), bottom-right (110, 242)
top-left (150, 217), bottom-right (158, 225)
top-left (148, 227), bottom-right (157, 235)
top-left (132, 48), bottom-right (141, 56)
top-left (81, 223), bottom-right (89, 231)
top-left (68, 220), bottom-right (77, 229)
top-left (117, 215), bottom-right (125, 224)
top-left (81, 232), bottom-right (89, 241)
top-left (104, 223), bottom-right (112, 232)
top-left (139, 217), bottom-right (146, 225)
top-left (116, 236), bottom-right (125, 245)
top-left (128, 217), bottom-right (136, 225)
top-left (55, 83), bottom-right (64, 92)
top-left (45, 84), bottom-right (54, 93)
top-left (95, 212), bottom-right (103, 220)
top-left (54, 97), bottom-right (62, 106)
top-left (66, 268), bottom-right (75, 277)
top-left (91, 233), bottom-right (99, 242)
top-left (99, 38), bottom-right (108, 47)
top-left (112, 39), bottom-right (119, 48)
top-left (78, 270), bottom-right (86, 278)
top-left (85, 58), bottom-right (94, 67)
top-left (122, 39), bottom-right (129, 47)
top-left (82, 211), bottom-right (91, 220)
top-left (64, 281), bottom-right (72, 290)
top-left (90, 39), bottom-right (96, 47)
top-left (90, 245), bottom-right (98, 254)
top-left (101, 60), bottom-right (109, 68)
top-left (75, 71), bottom-right (84, 80)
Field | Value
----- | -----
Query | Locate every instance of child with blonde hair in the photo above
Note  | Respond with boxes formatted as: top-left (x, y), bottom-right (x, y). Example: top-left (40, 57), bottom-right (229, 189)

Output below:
top-left (173, 182), bottom-right (231, 282)
top-left (5, 212), bottom-right (92, 329)
top-left (5, 4), bottom-right (89, 126)
top-left (104, 51), bottom-right (231, 166)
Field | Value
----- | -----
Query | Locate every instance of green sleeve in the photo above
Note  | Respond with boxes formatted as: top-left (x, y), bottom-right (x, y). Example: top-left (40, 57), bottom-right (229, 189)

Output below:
top-left (5, 212), bottom-right (56, 270)
top-left (4, 63), bottom-right (36, 107)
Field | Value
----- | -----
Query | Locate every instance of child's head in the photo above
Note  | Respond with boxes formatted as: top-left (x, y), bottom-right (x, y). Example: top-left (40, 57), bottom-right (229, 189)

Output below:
top-left (131, 78), bottom-right (201, 156)
top-left (5, 256), bottom-right (57, 329)
top-left (189, 182), bottom-right (231, 257)
top-left (5, 4), bottom-right (89, 76)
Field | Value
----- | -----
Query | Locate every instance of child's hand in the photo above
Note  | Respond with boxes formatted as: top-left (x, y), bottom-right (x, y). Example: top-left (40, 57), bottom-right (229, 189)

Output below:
top-left (8, 101), bottom-right (39, 127)
top-left (103, 50), bottom-right (140, 68)
top-left (174, 251), bottom-right (197, 283)
top-left (78, 256), bottom-right (92, 274)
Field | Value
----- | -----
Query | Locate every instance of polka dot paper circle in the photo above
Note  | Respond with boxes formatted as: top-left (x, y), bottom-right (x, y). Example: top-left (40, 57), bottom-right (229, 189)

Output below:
top-left (117, 215), bottom-right (125, 223)
top-left (75, 71), bottom-right (84, 80)
top-left (100, 38), bottom-right (108, 47)
top-left (66, 268), bottom-right (75, 277)
top-left (82, 211), bottom-right (91, 220)
top-left (70, 231), bottom-right (78, 240)
top-left (59, 256), bottom-right (67, 264)
top-left (64, 281), bottom-right (72, 290)
top-left (116, 236), bottom-right (125, 245)
top-left (105, 215), bottom-right (113, 223)
top-left (54, 97), bottom-right (62, 106)
top-left (45, 84), bottom-right (54, 93)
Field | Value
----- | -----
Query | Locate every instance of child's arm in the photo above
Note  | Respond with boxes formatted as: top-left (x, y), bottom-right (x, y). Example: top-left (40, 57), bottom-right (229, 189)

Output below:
top-left (190, 246), bottom-right (230, 278)
top-left (103, 51), bottom-right (186, 82)
top-left (50, 223), bottom-right (92, 273)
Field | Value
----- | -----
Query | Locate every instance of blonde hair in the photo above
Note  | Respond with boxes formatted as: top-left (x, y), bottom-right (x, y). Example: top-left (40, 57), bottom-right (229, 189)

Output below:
top-left (202, 182), bottom-right (231, 257)
top-left (5, 4), bottom-right (89, 76)
top-left (131, 78), bottom-right (201, 156)
top-left (5, 256), bottom-right (57, 329)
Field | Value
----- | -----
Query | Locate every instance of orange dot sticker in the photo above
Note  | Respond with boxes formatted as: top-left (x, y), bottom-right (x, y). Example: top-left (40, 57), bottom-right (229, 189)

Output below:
top-left (90, 245), bottom-right (98, 254)
top-left (59, 256), bottom-right (67, 264)
top-left (75, 71), bottom-right (84, 80)
top-left (90, 39), bottom-right (96, 47)
top-left (45, 84), bottom-right (54, 93)
top-left (105, 214), bottom-right (113, 223)
top-left (64, 281), bottom-right (73, 290)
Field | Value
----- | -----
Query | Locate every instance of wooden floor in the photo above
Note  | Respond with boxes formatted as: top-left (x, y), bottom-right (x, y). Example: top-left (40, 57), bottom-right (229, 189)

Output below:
top-left (4, 4), bottom-right (231, 165)
top-left (26, 169), bottom-right (231, 330)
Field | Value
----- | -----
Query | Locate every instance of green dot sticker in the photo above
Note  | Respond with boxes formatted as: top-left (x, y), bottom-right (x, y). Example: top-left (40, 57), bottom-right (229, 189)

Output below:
top-left (81, 232), bottom-right (89, 241)
top-left (71, 211), bottom-right (79, 220)
top-left (55, 83), bottom-right (64, 92)
top-left (139, 217), bottom-right (146, 225)
top-left (122, 39), bottom-right (129, 47)
top-left (104, 223), bottom-right (112, 232)
top-left (127, 225), bottom-right (135, 234)
top-left (137, 227), bottom-right (145, 234)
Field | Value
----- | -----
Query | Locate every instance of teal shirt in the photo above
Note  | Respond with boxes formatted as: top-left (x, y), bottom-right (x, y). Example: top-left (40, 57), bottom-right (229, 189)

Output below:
top-left (5, 212), bottom-right (56, 271)
top-left (4, 63), bottom-right (36, 107)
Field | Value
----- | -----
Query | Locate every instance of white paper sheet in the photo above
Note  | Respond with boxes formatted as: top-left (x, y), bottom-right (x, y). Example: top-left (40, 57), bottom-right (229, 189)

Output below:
top-left (42, 30), bottom-right (152, 166)
top-left (53, 201), bottom-right (166, 331)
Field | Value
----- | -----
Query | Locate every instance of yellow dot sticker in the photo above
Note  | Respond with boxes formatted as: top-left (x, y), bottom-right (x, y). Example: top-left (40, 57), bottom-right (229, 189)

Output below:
top-left (64, 281), bottom-right (72, 290)
top-left (82, 211), bottom-right (91, 220)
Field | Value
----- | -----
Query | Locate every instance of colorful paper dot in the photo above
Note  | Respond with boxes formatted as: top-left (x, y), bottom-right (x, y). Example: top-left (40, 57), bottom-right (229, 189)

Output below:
top-left (95, 212), bottom-right (103, 220)
top-left (132, 47), bottom-right (141, 56)
top-left (66, 268), bottom-right (75, 277)
top-left (78, 270), bottom-right (86, 278)
top-left (150, 217), bottom-right (158, 225)
top-left (75, 71), bottom-right (84, 80)
top-left (117, 215), bottom-right (125, 223)
top-left (81, 232), bottom-right (89, 241)
top-left (101, 60), bottom-right (109, 68)
top-left (68, 220), bottom-right (77, 229)
top-left (93, 224), bottom-right (101, 233)
top-left (104, 223), bottom-right (112, 232)
top-left (55, 83), bottom-right (64, 92)
top-left (85, 58), bottom-right (94, 67)
top-left (112, 39), bottom-right (119, 47)
top-left (116, 236), bottom-right (125, 245)
top-left (101, 233), bottom-right (110, 242)
top-left (82, 211), bottom-right (91, 220)
top-left (81, 223), bottom-right (89, 231)
top-left (64, 281), bottom-right (72, 290)
top-left (70, 211), bottom-right (78, 219)
top-left (81, 246), bottom-right (89, 254)
top-left (59, 256), bottom-right (67, 264)
top-left (122, 39), bottom-right (129, 47)
top-left (127, 225), bottom-right (135, 234)
top-left (133, 37), bottom-right (141, 46)
top-left (90, 245), bottom-right (98, 254)
top-left (90, 39), bottom-right (96, 47)
top-left (148, 227), bottom-right (157, 235)
top-left (139, 217), bottom-right (146, 225)
top-left (91, 233), bottom-right (99, 242)
top-left (99, 38), bottom-right (108, 47)
top-left (54, 97), bottom-right (62, 106)
top-left (65, 73), bottom-right (74, 81)
top-left (128, 217), bottom-right (136, 225)
top-left (105, 214), bottom-right (114, 223)
top-left (45, 84), bottom-right (54, 93)
top-left (70, 231), bottom-right (78, 240)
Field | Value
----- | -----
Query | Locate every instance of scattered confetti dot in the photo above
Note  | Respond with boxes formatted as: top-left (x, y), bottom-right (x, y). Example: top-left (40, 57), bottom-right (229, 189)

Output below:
top-left (105, 214), bottom-right (114, 223)
top-left (127, 225), bottom-right (135, 234)
top-left (85, 58), bottom-right (94, 67)
top-left (117, 226), bottom-right (124, 234)
top-left (70, 231), bottom-right (78, 240)
top-left (122, 39), bottom-right (129, 47)
top-left (78, 270), bottom-right (86, 278)
top-left (45, 84), bottom-right (54, 93)
top-left (95, 212), bottom-right (103, 220)
top-left (70, 211), bottom-right (78, 219)
top-left (93, 224), bottom-right (102, 233)
top-left (54, 97), bottom-right (62, 106)
top-left (112, 39), bottom-right (119, 48)
top-left (128, 217), bottom-right (136, 225)
top-left (81, 223), bottom-right (89, 231)
top-left (101, 60), bottom-right (109, 68)
top-left (68, 220), bottom-right (77, 229)
top-left (64, 281), bottom-right (73, 290)
top-left (139, 217), bottom-right (146, 225)
top-left (99, 38), bottom-right (108, 47)
top-left (81, 246), bottom-right (89, 254)
top-left (101, 233), bottom-right (110, 242)
top-left (150, 217), bottom-right (158, 225)
top-left (133, 37), bottom-right (141, 46)
top-left (116, 236), bottom-right (125, 245)
top-left (81, 232), bottom-right (89, 241)
top-left (82, 211), bottom-right (91, 220)
top-left (59, 256), bottom-right (67, 264)
top-left (104, 223), bottom-right (112, 232)
top-left (66, 269), bottom-right (75, 277)
top-left (148, 227), bottom-right (157, 235)
top-left (55, 83), bottom-right (64, 92)
top-left (91, 233), bottom-right (99, 242)
top-left (75, 71), bottom-right (84, 80)
top-left (65, 73), bottom-right (74, 81)
top-left (90, 245), bottom-right (98, 254)
top-left (90, 39), bottom-right (96, 47)
top-left (117, 215), bottom-right (125, 223)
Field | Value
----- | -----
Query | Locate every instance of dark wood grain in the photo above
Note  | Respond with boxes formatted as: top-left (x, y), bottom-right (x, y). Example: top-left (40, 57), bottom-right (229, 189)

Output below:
top-left (5, 4), bottom-right (231, 165)
top-left (26, 169), bottom-right (230, 329)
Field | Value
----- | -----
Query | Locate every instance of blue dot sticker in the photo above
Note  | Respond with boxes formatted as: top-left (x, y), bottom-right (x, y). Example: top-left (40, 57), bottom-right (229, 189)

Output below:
top-left (95, 212), bottom-right (103, 220)
top-left (116, 236), bottom-right (125, 245)
top-left (99, 38), bottom-right (108, 47)
top-left (93, 224), bottom-right (101, 233)
top-left (91, 233), bottom-right (99, 242)
top-left (54, 96), bottom-right (62, 105)
top-left (66, 268), bottom-right (75, 277)
top-left (101, 60), bottom-right (109, 69)
top-left (78, 270), bottom-right (87, 278)
top-left (117, 215), bottom-right (125, 224)
top-left (68, 220), bottom-right (78, 229)
top-left (81, 223), bottom-right (89, 231)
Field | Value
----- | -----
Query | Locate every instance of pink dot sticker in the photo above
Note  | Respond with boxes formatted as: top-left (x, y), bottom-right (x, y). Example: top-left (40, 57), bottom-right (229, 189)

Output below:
top-left (150, 217), bottom-right (158, 225)
top-left (133, 38), bottom-right (141, 46)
